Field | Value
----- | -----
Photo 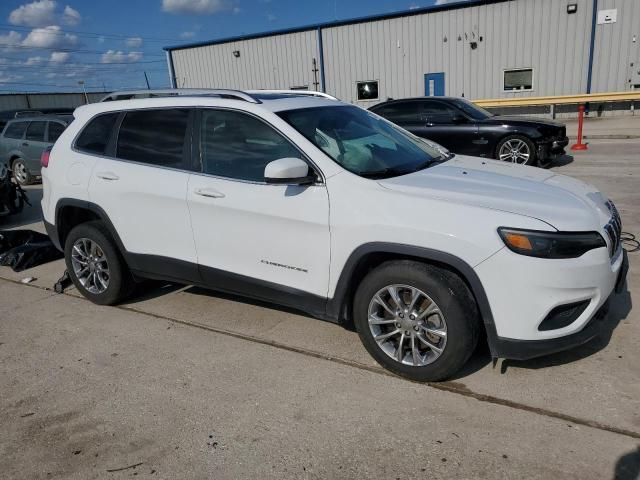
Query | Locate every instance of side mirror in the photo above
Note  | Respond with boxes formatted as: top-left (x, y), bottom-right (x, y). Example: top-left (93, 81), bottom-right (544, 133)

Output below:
top-left (264, 157), bottom-right (315, 185)
top-left (451, 115), bottom-right (468, 124)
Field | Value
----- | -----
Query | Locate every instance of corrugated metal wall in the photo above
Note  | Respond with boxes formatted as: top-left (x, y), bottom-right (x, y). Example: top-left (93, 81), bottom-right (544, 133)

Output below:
top-left (591, 0), bottom-right (640, 93)
top-left (171, 30), bottom-right (320, 90)
top-left (0, 93), bottom-right (104, 111)
top-left (322, 0), bottom-right (593, 105)
top-left (168, 0), bottom-right (634, 106)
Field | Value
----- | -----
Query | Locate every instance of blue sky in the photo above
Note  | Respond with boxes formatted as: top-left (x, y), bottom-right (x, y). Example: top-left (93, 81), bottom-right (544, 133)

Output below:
top-left (0, 0), bottom-right (461, 93)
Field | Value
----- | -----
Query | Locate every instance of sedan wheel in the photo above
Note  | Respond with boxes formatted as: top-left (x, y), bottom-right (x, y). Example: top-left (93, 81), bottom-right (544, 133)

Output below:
top-left (367, 284), bottom-right (447, 366)
top-left (498, 138), bottom-right (531, 164)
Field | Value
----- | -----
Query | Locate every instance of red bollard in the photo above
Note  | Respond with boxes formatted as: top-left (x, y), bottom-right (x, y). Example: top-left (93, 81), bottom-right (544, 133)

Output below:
top-left (571, 104), bottom-right (588, 151)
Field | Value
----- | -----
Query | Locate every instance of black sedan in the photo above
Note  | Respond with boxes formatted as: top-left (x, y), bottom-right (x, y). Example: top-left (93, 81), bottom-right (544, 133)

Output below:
top-left (369, 97), bottom-right (568, 167)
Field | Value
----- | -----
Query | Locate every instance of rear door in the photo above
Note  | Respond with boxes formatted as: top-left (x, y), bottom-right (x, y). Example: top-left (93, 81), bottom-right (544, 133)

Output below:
top-left (24, 121), bottom-right (48, 173)
top-left (86, 108), bottom-right (199, 281)
top-left (421, 100), bottom-right (479, 155)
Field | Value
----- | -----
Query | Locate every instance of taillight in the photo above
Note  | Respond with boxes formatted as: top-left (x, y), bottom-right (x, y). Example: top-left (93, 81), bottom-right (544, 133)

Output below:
top-left (41, 147), bottom-right (51, 168)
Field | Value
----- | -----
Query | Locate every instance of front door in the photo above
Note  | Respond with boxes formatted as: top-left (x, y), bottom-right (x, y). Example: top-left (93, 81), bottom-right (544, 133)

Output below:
top-left (419, 100), bottom-right (479, 155)
top-left (187, 108), bottom-right (331, 307)
top-left (424, 72), bottom-right (445, 96)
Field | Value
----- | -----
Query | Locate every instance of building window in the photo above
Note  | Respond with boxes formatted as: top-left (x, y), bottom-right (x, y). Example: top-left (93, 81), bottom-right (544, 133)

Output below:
top-left (503, 68), bottom-right (533, 91)
top-left (356, 81), bottom-right (379, 101)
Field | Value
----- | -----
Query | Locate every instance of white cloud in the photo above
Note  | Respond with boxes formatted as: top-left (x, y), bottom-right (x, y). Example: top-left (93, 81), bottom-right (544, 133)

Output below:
top-left (9, 0), bottom-right (57, 27)
top-left (0, 31), bottom-right (23, 51)
top-left (25, 55), bottom-right (46, 65)
top-left (125, 36), bottom-right (143, 48)
top-left (180, 31), bottom-right (195, 39)
top-left (62, 5), bottom-right (81, 25)
top-left (97, 35), bottom-right (105, 43)
top-left (50, 51), bottom-right (70, 63)
top-left (162, 0), bottom-right (230, 14)
top-left (266, 13), bottom-right (276, 21)
top-left (101, 50), bottom-right (143, 63)
top-left (22, 25), bottom-right (78, 48)
top-left (435, 0), bottom-right (469, 4)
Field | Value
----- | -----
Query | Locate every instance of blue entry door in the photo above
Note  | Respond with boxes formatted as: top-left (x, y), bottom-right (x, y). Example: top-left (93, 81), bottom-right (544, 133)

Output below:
top-left (424, 72), bottom-right (445, 96)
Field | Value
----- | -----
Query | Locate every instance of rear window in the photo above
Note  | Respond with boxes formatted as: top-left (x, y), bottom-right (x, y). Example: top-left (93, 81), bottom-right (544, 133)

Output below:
top-left (116, 109), bottom-right (190, 168)
top-left (3, 122), bottom-right (27, 139)
top-left (48, 122), bottom-right (66, 143)
top-left (25, 121), bottom-right (46, 141)
top-left (75, 113), bottom-right (119, 155)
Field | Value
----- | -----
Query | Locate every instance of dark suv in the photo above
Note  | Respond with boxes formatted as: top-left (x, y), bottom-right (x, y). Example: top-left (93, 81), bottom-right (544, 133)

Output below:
top-left (0, 115), bottom-right (72, 185)
top-left (370, 97), bottom-right (568, 167)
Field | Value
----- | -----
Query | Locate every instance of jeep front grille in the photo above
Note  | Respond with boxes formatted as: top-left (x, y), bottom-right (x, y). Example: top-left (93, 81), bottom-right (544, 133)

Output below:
top-left (604, 200), bottom-right (622, 257)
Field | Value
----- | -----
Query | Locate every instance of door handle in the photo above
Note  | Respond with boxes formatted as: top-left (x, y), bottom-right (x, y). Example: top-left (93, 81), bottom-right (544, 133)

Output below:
top-left (96, 171), bottom-right (119, 181)
top-left (22, 142), bottom-right (29, 146)
top-left (194, 187), bottom-right (225, 199)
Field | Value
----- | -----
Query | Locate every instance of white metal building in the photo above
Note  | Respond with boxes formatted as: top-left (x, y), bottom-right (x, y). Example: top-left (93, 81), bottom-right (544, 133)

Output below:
top-left (165, 0), bottom-right (640, 107)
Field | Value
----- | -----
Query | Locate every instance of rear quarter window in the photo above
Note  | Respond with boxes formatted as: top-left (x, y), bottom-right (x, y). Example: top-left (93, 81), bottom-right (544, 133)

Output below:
top-left (3, 122), bottom-right (28, 139)
top-left (75, 113), bottom-right (119, 155)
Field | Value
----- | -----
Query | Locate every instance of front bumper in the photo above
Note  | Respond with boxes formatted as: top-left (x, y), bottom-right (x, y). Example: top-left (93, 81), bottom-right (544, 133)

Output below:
top-left (476, 245), bottom-right (627, 360)
top-left (537, 136), bottom-right (569, 160)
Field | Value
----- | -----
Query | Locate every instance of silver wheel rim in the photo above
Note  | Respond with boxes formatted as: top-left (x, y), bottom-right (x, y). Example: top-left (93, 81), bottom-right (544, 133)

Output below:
top-left (367, 284), bottom-right (447, 367)
top-left (498, 139), bottom-right (531, 164)
top-left (13, 161), bottom-right (28, 184)
top-left (71, 238), bottom-right (110, 294)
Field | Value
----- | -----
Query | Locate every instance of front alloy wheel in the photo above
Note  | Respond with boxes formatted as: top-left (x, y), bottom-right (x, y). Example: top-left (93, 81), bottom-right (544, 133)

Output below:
top-left (368, 285), bottom-right (447, 366)
top-left (498, 138), bottom-right (532, 164)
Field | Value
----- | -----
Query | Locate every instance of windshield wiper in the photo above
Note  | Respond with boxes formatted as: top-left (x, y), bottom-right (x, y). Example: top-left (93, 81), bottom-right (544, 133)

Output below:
top-left (358, 167), bottom-right (409, 179)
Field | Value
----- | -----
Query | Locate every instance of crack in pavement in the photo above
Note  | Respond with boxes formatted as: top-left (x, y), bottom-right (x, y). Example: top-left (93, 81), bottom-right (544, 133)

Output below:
top-left (2, 276), bottom-right (639, 441)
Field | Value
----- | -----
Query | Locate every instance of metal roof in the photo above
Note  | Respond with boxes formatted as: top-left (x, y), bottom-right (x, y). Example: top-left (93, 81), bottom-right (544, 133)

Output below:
top-left (164, 0), bottom-right (510, 52)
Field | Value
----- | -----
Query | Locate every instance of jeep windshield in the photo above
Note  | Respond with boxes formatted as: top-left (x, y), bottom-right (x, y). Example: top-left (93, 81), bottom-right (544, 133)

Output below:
top-left (278, 105), bottom-right (449, 179)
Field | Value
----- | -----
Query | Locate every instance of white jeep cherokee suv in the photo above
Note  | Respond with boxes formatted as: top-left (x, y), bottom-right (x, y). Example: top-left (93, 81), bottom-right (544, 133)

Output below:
top-left (41, 90), bottom-right (628, 381)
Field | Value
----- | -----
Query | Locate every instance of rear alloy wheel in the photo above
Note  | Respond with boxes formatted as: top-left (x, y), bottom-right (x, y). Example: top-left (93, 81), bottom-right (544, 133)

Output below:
top-left (65, 221), bottom-right (133, 305)
top-left (11, 158), bottom-right (32, 186)
top-left (354, 261), bottom-right (480, 382)
top-left (496, 135), bottom-right (536, 166)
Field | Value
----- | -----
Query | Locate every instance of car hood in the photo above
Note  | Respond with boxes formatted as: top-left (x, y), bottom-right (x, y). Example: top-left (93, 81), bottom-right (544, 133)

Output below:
top-left (378, 155), bottom-right (612, 231)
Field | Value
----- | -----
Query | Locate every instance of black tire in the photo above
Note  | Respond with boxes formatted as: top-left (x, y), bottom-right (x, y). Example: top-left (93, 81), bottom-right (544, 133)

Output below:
top-left (64, 221), bottom-right (133, 305)
top-left (11, 158), bottom-right (33, 186)
top-left (353, 260), bottom-right (480, 382)
top-left (495, 135), bottom-right (537, 166)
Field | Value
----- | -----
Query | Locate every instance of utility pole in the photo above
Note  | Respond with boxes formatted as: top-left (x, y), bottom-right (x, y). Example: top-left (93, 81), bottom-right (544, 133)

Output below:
top-left (144, 71), bottom-right (151, 90)
top-left (312, 58), bottom-right (319, 91)
top-left (78, 80), bottom-right (88, 104)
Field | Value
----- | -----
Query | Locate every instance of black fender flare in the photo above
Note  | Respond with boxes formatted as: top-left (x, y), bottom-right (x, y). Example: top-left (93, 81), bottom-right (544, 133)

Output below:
top-left (326, 242), bottom-right (500, 355)
top-left (52, 198), bottom-right (128, 255)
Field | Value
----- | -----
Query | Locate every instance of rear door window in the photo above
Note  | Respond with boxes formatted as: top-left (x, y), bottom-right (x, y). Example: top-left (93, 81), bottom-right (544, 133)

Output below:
top-left (25, 121), bottom-right (46, 141)
top-left (3, 122), bottom-right (27, 139)
top-left (422, 101), bottom-right (459, 125)
top-left (373, 102), bottom-right (422, 125)
top-left (75, 113), bottom-right (119, 155)
top-left (116, 109), bottom-right (190, 169)
top-left (48, 122), bottom-right (66, 143)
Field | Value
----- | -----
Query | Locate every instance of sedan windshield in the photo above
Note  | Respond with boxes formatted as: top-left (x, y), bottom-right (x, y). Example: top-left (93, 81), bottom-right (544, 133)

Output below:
top-left (278, 105), bottom-right (447, 179)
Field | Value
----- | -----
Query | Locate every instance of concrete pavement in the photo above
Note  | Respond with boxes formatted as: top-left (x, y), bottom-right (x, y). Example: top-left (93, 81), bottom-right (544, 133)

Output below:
top-left (1, 139), bottom-right (639, 478)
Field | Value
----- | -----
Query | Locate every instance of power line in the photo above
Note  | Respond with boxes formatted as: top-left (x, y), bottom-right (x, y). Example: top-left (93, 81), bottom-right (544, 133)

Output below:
top-left (0, 43), bottom-right (165, 56)
top-left (0, 24), bottom-right (185, 43)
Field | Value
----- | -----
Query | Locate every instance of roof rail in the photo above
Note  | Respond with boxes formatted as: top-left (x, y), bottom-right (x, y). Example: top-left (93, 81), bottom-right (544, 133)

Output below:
top-left (247, 89), bottom-right (338, 100)
top-left (100, 88), bottom-right (261, 104)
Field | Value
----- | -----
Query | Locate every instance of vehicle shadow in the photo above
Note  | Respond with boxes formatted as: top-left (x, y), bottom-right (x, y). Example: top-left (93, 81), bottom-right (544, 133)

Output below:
top-left (614, 447), bottom-right (640, 480)
top-left (547, 154), bottom-right (574, 168)
top-left (497, 286), bottom-right (632, 374)
top-left (0, 185), bottom-right (44, 229)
